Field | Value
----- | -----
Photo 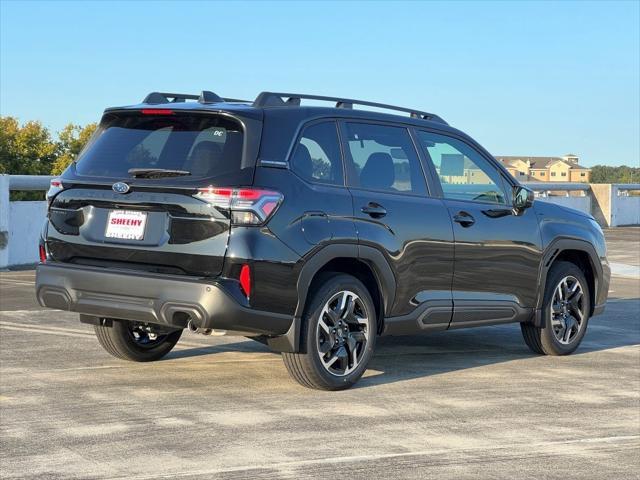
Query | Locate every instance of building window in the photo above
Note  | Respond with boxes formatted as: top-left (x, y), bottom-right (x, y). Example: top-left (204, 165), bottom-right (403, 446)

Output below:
top-left (561, 172), bottom-right (567, 177)
top-left (551, 172), bottom-right (556, 177)
top-left (580, 172), bottom-right (586, 177)
top-left (541, 172), bottom-right (546, 176)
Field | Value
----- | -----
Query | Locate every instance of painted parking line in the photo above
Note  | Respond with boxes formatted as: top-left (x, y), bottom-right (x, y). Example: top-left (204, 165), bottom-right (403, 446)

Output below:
top-left (0, 321), bottom-right (236, 352)
top-left (0, 320), bottom-right (93, 335)
top-left (609, 262), bottom-right (640, 279)
top-left (114, 434), bottom-right (640, 480)
top-left (0, 324), bottom-right (94, 339)
top-left (0, 280), bottom-right (35, 286)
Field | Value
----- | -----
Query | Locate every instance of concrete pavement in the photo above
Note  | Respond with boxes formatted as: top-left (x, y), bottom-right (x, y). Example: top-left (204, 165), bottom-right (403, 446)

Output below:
top-left (0, 229), bottom-right (639, 479)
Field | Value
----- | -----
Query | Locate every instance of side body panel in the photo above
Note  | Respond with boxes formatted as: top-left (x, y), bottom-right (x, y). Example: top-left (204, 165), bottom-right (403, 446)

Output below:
top-left (534, 201), bottom-right (610, 313)
top-left (444, 198), bottom-right (543, 324)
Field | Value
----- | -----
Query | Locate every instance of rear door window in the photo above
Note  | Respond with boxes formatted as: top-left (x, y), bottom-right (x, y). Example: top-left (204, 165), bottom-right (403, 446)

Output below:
top-left (343, 122), bottom-right (427, 195)
top-left (75, 112), bottom-right (244, 179)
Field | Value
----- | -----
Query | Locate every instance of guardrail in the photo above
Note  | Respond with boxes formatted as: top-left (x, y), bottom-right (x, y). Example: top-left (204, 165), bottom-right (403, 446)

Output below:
top-left (0, 174), bottom-right (51, 269)
top-left (6, 175), bottom-right (54, 191)
top-left (522, 182), bottom-right (590, 196)
top-left (522, 181), bottom-right (639, 227)
top-left (615, 183), bottom-right (640, 195)
top-left (521, 181), bottom-right (592, 214)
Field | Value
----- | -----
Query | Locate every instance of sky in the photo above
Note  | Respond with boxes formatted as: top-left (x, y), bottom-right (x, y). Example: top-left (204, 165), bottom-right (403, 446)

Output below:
top-left (1, 0), bottom-right (639, 167)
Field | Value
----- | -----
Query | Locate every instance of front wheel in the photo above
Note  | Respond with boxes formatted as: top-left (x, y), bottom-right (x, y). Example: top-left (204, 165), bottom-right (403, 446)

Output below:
top-left (521, 261), bottom-right (591, 356)
top-left (94, 320), bottom-right (182, 362)
top-left (282, 273), bottom-right (377, 390)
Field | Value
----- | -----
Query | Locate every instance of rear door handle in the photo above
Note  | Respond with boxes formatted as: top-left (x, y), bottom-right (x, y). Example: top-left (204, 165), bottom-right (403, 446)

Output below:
top-left (453, 211), bottom-right (475, 227)
top-left (361, 202), bottom-right (387, 218)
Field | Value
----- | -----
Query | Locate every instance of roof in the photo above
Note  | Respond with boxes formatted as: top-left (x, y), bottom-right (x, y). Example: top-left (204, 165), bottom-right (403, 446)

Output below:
top-left (496, 156), bottom-right (590, 171)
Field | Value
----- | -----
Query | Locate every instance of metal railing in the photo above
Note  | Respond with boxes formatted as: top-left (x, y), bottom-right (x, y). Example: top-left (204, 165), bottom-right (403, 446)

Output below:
top-left (521, 181), bottom-right (591, 197)
top-left (6, 174), bottom-right (53, 191)
top-left (615, 184), bottom-right (640, 196)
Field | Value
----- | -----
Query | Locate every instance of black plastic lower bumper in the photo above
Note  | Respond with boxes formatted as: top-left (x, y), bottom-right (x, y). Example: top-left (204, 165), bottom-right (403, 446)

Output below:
top-left (35, 263), bottom-right (294, 341)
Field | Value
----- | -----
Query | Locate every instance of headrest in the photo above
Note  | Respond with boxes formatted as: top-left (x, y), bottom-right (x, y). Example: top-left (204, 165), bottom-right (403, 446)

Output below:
top-left (360, 152), bottom-right (395, 190)
top-left (292, 144), bottom-right (314, 180)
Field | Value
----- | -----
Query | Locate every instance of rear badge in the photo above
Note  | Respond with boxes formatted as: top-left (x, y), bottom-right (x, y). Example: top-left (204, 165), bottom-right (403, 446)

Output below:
top-left (112, 182), bottom-right (130, 194)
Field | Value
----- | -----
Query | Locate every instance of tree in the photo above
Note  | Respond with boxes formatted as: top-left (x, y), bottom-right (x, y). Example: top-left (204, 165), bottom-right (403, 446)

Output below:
top-left (590, 165), bottom-right (640, 184)
top-left (0, 116), bottom-right (58, 175)
top-left (51, 122), bottom-right (98, 175)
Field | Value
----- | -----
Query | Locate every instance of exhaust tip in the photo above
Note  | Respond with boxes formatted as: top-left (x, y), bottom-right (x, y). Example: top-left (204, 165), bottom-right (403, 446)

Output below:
top-left (187, 319), bottom-right (199, 333)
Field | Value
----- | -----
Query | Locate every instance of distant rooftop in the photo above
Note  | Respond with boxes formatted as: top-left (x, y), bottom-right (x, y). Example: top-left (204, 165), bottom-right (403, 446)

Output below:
top-left (495, 155), bottom-right (590, 171)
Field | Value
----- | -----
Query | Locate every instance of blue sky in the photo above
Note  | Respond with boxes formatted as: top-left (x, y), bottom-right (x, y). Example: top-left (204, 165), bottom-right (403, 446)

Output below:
top-left (1, 1), bottom-right (638, 167)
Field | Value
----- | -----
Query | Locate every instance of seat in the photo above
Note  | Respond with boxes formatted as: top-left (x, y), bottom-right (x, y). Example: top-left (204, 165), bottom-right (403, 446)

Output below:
top-left (292, 144), bottom-right (314, 180)
top-left (360, 152), bottom-right (395, 190)
top-left (186, 141), bottom-right (223, 176)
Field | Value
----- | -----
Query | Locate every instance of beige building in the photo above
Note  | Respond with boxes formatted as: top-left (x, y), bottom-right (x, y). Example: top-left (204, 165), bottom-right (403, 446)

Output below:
top-left (495, 154), bottom-right (590, 183)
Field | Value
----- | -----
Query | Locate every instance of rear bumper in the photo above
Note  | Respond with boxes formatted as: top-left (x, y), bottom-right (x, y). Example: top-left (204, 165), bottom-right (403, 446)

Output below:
top-left (35, 262), bottom-right (293, 338)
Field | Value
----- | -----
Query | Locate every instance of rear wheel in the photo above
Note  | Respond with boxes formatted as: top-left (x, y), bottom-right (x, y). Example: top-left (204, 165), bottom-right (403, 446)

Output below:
top-left (94, 320), bottom-right (182, 362)
top-left (282, 274), bottom-right (377, 390)
top-left (521, 261), bottom-right (590, 355)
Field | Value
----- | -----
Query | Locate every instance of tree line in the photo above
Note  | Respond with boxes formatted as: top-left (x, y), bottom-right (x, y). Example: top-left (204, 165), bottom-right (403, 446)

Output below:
top-left (0, 116), bottom-right (97, 177)
top-left (1, 115), bottom-right (638, 185)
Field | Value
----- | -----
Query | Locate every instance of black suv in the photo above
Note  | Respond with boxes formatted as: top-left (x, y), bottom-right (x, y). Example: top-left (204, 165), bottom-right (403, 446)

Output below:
top-left (36, 91), bottom-right (610, 390)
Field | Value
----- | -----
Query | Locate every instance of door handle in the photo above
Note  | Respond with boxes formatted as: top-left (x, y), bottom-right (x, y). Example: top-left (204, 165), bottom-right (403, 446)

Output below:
top-left (453, 211), bottom-right (475, 227)
top-left (361, 202), bottom-right (387, 218)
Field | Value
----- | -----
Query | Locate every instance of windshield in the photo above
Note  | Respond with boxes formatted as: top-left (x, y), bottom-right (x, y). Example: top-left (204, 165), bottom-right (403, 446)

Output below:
top-left (75, 112), bottom-right (244, 180)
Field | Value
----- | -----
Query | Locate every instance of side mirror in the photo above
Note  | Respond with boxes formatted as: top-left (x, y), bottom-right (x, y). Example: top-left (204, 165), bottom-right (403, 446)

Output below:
top-left (513, 185), bottom-right (534, 211)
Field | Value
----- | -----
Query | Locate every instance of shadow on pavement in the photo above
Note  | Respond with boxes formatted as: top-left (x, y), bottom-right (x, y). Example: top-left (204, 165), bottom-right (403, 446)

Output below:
top-left (358, 296), bottom-right (640, 388)
top-left (161, 296), bottom-right (640, 388)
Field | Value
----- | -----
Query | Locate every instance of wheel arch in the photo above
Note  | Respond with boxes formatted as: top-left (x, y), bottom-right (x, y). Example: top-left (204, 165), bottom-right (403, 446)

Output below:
top-left (295, 244), bottom-right (396, 334)
top-left (538, 238), bottom-right (602, 317)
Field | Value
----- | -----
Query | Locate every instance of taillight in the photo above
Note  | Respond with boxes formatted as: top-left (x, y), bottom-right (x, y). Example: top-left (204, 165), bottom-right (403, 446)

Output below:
top-left (239, 264), bottom-right (251, 298)
top-left (39, 244), bottom-right (47, 263)
top-left (46, 177), bottom-right (64, 203)
top-left (195, 187), bottom-right (283, 225)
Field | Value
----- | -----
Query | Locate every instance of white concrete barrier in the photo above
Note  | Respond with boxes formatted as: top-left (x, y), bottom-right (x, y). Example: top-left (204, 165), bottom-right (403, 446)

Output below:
top-left (0, 174), bottom-right (51, 269)
top-left (8, 201), bottom-right (48, 266)
top-left (523, 182), bottom-right (592, 216)
top-left (536, 195), bottom-right (592, 213)
top-left (612, 185), bottom-right (640, 226)
top-left (591, 183), bottom-right (640, 227)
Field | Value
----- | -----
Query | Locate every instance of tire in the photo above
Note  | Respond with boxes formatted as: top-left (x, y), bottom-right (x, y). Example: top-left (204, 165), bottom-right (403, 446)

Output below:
top-left (282, 273), bottom-right (377, 390)
top-left (521, 261), bottom-right (591, 356)
top-left (94, 320), bottom-right (182, 362)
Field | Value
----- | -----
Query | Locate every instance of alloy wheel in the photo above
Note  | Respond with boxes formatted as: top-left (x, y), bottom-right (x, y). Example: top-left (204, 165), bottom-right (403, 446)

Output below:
top-left (316, 290), bottom-right (371, 376)
top-left (550, 275), bottom-right (586, 345)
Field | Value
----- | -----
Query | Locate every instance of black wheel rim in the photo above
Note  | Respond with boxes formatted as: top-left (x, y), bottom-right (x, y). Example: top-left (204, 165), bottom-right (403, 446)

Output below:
top-left (126, 323), bottom-right (169, 349)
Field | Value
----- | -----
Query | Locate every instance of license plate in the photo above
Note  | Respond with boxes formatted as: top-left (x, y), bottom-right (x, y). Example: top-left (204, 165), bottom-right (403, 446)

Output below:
top-left (105, 210), bottom-right (147, 240)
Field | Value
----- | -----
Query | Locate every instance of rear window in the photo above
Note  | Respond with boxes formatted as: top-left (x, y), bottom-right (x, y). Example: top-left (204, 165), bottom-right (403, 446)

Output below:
top-left (75, 112), bottom-right (244, 179)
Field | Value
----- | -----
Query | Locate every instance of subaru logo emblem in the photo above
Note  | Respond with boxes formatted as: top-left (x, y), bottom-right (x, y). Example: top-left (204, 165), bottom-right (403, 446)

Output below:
top-left (112, 182), bottom-right (130, 194)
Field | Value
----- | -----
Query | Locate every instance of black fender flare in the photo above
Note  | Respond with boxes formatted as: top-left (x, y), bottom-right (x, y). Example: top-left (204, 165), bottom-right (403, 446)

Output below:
top-left (535, 237), bottom-right (603, 320)
top-left (267, 243), bottom-right (396, 353)
top-left (294, 243), bottom-right (396, 318)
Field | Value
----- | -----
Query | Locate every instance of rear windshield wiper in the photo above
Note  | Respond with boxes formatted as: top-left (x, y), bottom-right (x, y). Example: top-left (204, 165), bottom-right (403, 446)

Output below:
top-left (128, 168), bottom-right (191, 179)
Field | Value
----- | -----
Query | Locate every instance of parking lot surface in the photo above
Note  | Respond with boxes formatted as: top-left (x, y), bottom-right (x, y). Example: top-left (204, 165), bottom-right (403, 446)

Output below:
top-left (1, 229), bottom-right (639, 479)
